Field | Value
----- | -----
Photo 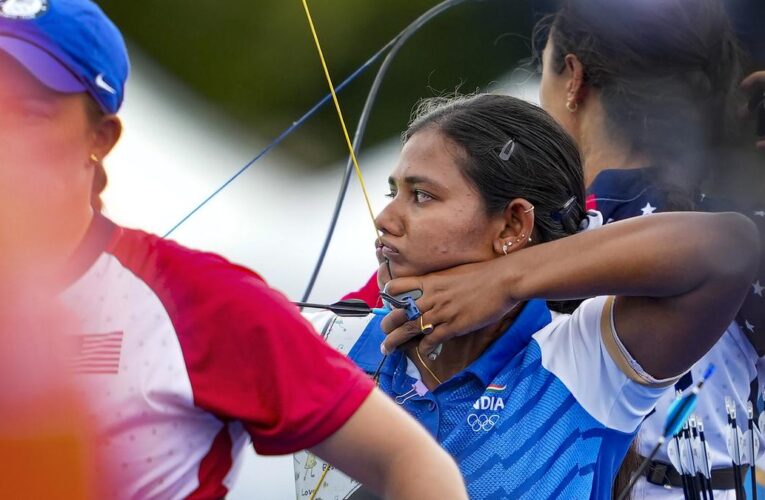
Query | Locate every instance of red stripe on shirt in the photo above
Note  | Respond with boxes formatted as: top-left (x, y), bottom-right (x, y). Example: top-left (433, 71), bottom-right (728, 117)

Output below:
top-left (187, 423), bottom-right (233, 499)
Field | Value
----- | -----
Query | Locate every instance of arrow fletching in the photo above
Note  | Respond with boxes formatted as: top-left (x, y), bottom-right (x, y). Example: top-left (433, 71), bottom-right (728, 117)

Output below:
top-left (663, 364), bottom-right (715, 438)
top-left (296, 299), bottom-right (374, 317)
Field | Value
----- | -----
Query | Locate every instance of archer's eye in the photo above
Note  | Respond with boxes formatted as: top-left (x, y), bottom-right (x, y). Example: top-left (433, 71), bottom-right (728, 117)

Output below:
top-left (414, 190), bottom-right (433, 203)
top-left (385, 189), bottom-right (397, 199)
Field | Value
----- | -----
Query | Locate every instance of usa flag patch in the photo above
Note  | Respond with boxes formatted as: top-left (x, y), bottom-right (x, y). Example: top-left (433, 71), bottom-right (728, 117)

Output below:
top-left (71, 331), bottom-right (123, 374)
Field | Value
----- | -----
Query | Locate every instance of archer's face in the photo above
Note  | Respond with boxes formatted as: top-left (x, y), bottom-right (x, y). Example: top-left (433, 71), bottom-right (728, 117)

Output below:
top-left (0, 51), bottom-right (95, 271)
top-left (375, 128), bottom-right (501, 283)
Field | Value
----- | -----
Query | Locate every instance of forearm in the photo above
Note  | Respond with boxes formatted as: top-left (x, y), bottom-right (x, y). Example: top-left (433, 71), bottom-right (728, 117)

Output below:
top-left (505, 211), bottom-right (758, 377)
top-left (506, 212), bottom-right (758, 302)
top-left (377, 435), bottom-right (466, 499)
top-left (380, 211), bottom-right (758, 378)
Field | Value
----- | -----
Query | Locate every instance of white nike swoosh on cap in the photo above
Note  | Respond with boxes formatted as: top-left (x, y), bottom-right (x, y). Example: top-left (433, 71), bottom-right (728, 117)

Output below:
top-left (95, 73), bottom-right (117, 95)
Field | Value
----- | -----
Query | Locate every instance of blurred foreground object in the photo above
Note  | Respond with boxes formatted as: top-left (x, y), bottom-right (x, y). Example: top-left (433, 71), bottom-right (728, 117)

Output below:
top-left (0, 275), bottom-right (109, 499)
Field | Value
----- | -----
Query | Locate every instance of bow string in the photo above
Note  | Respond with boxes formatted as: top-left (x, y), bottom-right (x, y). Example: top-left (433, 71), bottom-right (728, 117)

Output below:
top-left (163, 0), bottom-right (481, 302)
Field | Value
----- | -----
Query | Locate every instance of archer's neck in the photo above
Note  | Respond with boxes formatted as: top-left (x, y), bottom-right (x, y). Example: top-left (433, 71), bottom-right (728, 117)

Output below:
top-left (407, 305), bottom-right (522, 391)
top-left (575, 103), bottom-right (652, 187)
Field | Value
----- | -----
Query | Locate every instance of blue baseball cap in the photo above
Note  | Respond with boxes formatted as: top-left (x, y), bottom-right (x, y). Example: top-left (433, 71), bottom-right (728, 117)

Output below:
top-left (0, 0), bottom-right (129, 114)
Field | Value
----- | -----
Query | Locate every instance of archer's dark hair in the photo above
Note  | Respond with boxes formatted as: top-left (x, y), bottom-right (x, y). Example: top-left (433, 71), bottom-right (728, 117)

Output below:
top-left (535, 0), bottom-right (745, 209)
top-left (404, 94), bottom-right (586, 244)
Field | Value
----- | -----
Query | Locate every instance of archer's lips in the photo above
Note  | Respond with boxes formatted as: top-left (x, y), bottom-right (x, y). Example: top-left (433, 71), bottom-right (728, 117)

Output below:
top-left (376, 238), bottom-right (400, 260)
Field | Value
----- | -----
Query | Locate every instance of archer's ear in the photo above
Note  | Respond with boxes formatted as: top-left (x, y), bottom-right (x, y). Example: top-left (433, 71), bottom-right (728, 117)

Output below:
top-left (493, 198), bottom-right (536, 256)
top-left (91, 115), bottom-right (122, 162)
top-left (564, 53), bottom-right (588, 105)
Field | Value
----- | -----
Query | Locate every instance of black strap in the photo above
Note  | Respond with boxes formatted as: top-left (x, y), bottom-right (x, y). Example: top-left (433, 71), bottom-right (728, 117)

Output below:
top-left (644, 459), bottom-right (749, 490)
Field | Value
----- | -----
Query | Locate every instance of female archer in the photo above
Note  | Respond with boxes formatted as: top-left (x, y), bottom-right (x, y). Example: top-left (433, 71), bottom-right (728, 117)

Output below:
top-left (377, 1), bottom-right (765, 497)
top-left (310, 93), bottom-right (758, 499)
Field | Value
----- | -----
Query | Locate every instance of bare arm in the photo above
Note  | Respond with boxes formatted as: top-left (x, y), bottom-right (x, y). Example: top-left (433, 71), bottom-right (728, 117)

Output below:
top-left (310, 389), bottom-right (467, 500)
top-left (382, 212), bottom-right (759, 379)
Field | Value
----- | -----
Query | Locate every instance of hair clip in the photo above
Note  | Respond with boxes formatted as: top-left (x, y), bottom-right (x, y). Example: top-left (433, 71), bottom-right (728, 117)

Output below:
top-left (498, 139), bottom-right (517, 161)
top-left (553, 196), bottom-right (578, 222)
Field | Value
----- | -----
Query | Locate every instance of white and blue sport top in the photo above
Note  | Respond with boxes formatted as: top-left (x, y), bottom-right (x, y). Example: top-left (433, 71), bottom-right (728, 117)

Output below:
top-left (298, 296), bottom-right (681, 499)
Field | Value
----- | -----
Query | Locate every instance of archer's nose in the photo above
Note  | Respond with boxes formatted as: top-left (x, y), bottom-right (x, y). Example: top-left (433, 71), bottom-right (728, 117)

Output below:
top-left (375, 196), bottom-right (405, 238)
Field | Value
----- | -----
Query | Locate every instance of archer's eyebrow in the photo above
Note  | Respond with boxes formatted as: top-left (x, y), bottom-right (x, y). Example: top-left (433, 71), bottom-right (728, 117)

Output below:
top-left (387, 175), bottom-right (441, 187)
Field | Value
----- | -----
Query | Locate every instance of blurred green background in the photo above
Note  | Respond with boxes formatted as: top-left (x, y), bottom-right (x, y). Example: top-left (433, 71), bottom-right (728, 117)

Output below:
top-left (97, 0), bottom-right (544, 166)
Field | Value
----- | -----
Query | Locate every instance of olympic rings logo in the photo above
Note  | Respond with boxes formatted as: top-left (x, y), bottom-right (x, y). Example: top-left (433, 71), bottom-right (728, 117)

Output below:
top-left (467, 413), bottom-right (500, 432)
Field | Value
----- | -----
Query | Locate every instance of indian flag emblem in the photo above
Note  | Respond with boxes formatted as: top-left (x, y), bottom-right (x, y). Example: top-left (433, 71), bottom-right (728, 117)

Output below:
top-left (486, 384), bottom-right (506, 393)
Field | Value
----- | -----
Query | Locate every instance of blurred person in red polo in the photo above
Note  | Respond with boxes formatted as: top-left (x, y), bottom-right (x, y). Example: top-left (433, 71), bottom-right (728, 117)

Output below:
top-left (0, 1), bottom-right (466, 498)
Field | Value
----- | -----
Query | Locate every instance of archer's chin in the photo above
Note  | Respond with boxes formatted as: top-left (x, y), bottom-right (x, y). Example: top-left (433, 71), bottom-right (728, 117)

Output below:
top-left (383, 261), bottom-right (425, 280)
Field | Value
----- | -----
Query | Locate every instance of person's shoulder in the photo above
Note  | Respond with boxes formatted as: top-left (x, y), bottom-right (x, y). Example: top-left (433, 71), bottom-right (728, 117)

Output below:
top-left (108, 226), bottom-right (283, 330)
top-left (588, 167), bottom-right (659, 199)
top-left (533, 296), bottom-right (670, 433)
top-left (111, 226), bottom-right (266, 293)
top-left (587, 167), bottom-right (672, 220)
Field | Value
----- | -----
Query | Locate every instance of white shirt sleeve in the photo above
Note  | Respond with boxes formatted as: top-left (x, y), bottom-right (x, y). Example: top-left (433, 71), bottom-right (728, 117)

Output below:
top-left (533, 295), bottom-right (681, 433)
